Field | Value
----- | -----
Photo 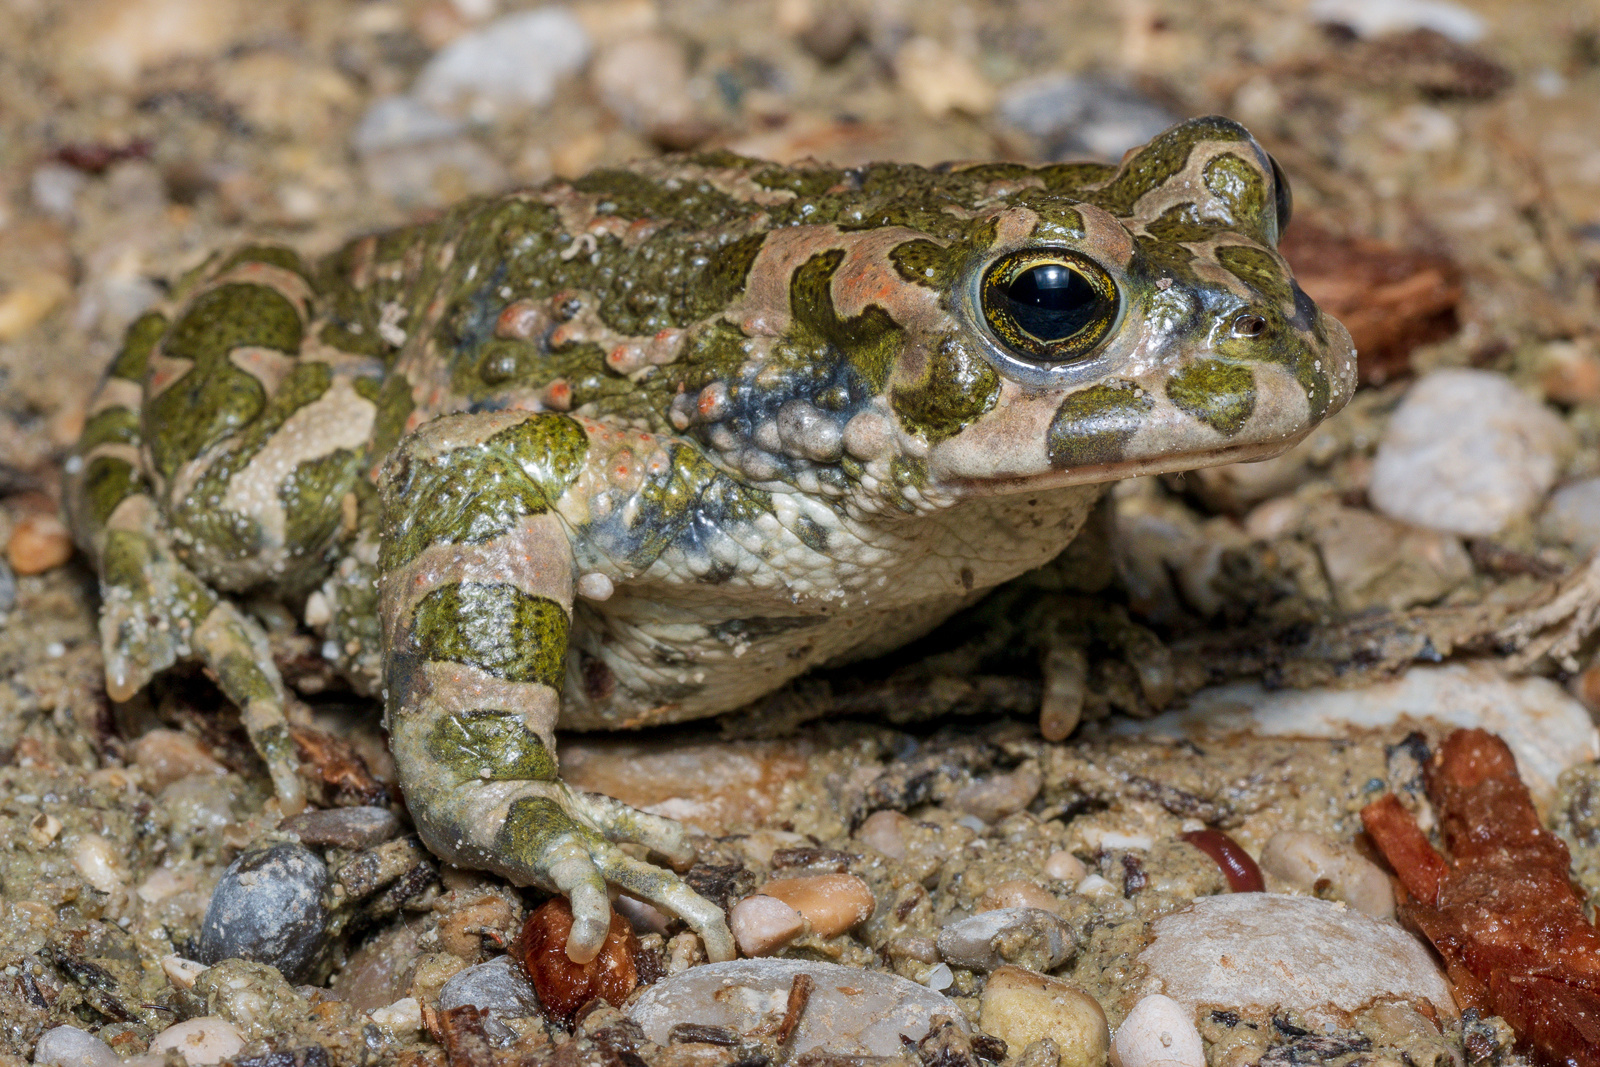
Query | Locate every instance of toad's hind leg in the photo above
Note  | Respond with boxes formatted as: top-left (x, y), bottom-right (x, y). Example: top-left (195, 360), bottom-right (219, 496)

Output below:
top-left (378, 411), bottom-right (734, 964)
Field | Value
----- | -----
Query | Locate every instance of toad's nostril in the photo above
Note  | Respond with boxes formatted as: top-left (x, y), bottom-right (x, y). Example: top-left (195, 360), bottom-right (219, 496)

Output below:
top-left (1232, 313), bottom-right (1268, 338)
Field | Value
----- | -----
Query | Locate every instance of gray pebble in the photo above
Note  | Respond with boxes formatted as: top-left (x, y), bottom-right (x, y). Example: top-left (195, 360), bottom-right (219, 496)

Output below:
top-left (280, 806), bottom-right (401, 850)
top-left (936, 907), bottom-right (1076, 972)
top-left (0, 556), bottom-right (15, 614)
top-left (414, 7), bottom-right (591, 116)
top-left (32, 1026), bottom-right (119, 1067)
top-left (998, 74), bottom-right (1178, 161)
top-left (438, 956), bottom-right (541, 1018)
top-left (352, 96), bottom-right (464, 155)
top-left (199, 841), bottom-right (330, 981)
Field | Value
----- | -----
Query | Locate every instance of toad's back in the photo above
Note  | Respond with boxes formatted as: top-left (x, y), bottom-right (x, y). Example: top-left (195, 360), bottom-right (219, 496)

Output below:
top-left (69, 117), bottom-right (1356, 963)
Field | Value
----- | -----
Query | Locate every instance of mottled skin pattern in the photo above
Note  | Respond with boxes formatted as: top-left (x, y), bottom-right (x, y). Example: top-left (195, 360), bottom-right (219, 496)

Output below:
top-left (67, 117), bottom-right (1355, 964)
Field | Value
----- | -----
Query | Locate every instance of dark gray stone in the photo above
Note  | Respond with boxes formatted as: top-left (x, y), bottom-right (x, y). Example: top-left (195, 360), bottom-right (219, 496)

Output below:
top-left (279, 806), bottom-right (401, 849)
top-left (199, 842), bottom-right (330, 981)
top-left (438, 956), bottom-right (541, 1018)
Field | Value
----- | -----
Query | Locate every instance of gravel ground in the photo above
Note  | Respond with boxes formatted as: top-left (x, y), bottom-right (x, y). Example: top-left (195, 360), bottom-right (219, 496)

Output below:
top-left (4, 1), bottom-right (1600, 1065)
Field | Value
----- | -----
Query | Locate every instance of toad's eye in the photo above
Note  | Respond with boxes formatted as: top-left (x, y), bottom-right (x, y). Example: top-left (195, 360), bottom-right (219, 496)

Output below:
top-left (980, 250), bottom-right (1120, 363)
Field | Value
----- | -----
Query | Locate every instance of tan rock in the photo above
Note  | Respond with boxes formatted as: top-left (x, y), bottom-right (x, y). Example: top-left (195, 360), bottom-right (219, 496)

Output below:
top-left (1044, 850), bottom-right (1087, 883)
top-left (131, 729), bottom-right (227, 793)
top-left (979, 966), bottom-right (1108, 1067)
top-left (148, 1018), bottom-right (243, 1066)
top-left (1109, 994), bottom-right (1204, 1067)
top-left (6, 512), bottom-right (73, 574)
top-left (54, 0), bottom-right (249, 85)
top-left (758, 873), bottom-right (875, 937)
top-left (1259, 831), bottom-right (1395, 919)
top-left (978, 879), bottom-right (1062, 914)
top-left (893, 37), bottom-right (995, 117)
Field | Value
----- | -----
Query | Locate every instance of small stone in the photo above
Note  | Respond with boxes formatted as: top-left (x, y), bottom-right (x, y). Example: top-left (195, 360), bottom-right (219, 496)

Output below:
top-left (997, 74), bottom-right (1178, 160)
top-left (279, 806), bottom-right (400, 849)
top-left (855, 809), bottom-right (910, 860)
top-left (1258, 831), bottom-right (1396, 919)
top-left (591, 34), bottom-right (693, 133)
top-left (893, 37), bottom-right (995, 118)
top-left (979, 967), bottom-right (1108, 1067)
top-left (1541, 477), bottom-right (1600, 553)
top-left (1306, 504), bottom-right (1471, 612)
top-left (757, 873), bottom-right (875, 938)
top-left (731, 894), bottom-right (806, 957)
top-left (1368, 369), bottom-right (1574, 537)
top-left (952, 766), bottom-right (1041, 823)
top-left (937, 908), bottom-right (1075, 973)
top-left (32, 1025), bottom-right (120, 1067)
top-left (415, 7), bottom-right (592, 118)
top-left (1310, 0), bottom-right (1485, 42)
top-left (6, 513), bottom-right (73, 574)
top-left (1109, 994), bottom-right (1204, 1067)
top-left (351, 96), bottom-right (465, 155)
top-left (977, 880), bottom-right (1062, 915)
top-left (628, 959), bottom-right (967, 1056)
top-left (29, 812), bottom-right (62, 846)
top-left (70, 834), bottom-right (125, 893)
top-left (131, 729), bottom-right (226, 794)
top-left (1137, 894), bottom-right (1455, 1026)
top-left (31, 163), bottom-right (87, 219)
top-left (368, 997), bottom-right (422, 1034)
top-left (198, 842), bottom-right (331, 982)
top-left (438, 955), bottom-right (541, 1017)
top-left (0, 558), bottom-right (15, 614)
top-left (160, 955), bottom-right (208, 990)
top-left (53, 0), bottom-right (247, 85)
top-left (332, 920), bottom-right (426, 1012)
top-left (1538, 341), bottom-right (1600, 404)
top-left (1043, 851), bottom-right (1086, 883)
top-left (147, 1018), bottom-right (244, 1067)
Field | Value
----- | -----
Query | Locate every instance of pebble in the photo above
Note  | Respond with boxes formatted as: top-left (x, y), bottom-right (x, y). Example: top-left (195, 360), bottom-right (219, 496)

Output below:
top-left (1043, 851), bottom-right (1087, 883)
top-left (1306, 504), bottom-right (1471, 612)
top-left (437, 955), bottom-right (541, 1017)
top-left (31, 163), bottom-right (87, 219)
top-left (1309, 0), bottom-right (1485, 42)
top-left (351, 96), bottom-right (465, 155)
top-left (0, 557), bottom-right (15, 615)
top-left (1368, 369), bottom-right (1573, 537)
top-left (997, 74), bottom-right (1178, 160)
top-left (54, 0), bottom-right (246, 85)
top-left (1121, 661), bottom-right (1599, 808)
top-left (130, 729), bottom-right (227, 794)
top-left (160, 955), bottom-right (208, 990)
top-left (977, 879), bottom-right (1062, 914)
top-left (855, 809), bottom-right (910, 859)
top-left (32, 1026), bottom-right (120, 1067)
top-left (1538, 340), bottom-right (1600, 404)
top-left (1541, 477), bottom-right (1600, 553)
top-left (198, 842), bottom-right (331, 982)
top-left (952, 766), bottom-right (1041, 823)
top-left (936, 908), bottom-right (1075, 972)
top-left (331, 919), bottom-right (426, 1012)
top-left (29, 812), bottom-right (62, 846)
top-left (628, 959), bottom-right (967, 1056)
top-left (279, 805), bottom-right (400, 849)
top-left (1258, 831), bottom-right (1396, 919)
top-left (892, 37), bottom-right (995, 118)
top-left (6, 513), bottom-right (74, 575)
top-left (756, 873), bottom-right (875, 937)
top-left (592, 34), bottom-right (693, 132)
top-left (414, 7), bottom-right (592, 119)
top-left (519, 896), bottom-right (638, 1024)
top-left (70, 834), bottom-right (125, 893)
top-left (979, 967), bottom-right (1108, 1067)
top-left (1109, 994), bottom-right (1204, 1067)
top-left (146, 1018), bottom-right (244, 1067)
top-left (1137, 894), bottom-right (1455, 1026)
top-left (368, 996), bottom-right (422, 1034)
top-left (730, 894), bottom-right (805, 957)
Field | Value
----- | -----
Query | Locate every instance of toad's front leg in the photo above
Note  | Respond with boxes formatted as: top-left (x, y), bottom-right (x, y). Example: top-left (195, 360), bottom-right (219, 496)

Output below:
top-left (379, 411), bottom-right (734, 963)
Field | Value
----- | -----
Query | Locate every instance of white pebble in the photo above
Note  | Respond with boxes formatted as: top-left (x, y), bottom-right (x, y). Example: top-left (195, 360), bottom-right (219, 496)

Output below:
top-left (729, 894), bottom-right (804, 957)
top-left (147, 1018), bottom-right (243, 1066)
top-left (1369, 369), bottom-right (1574, 537)
top-left (855, 809), bottom-right (909, 860)
top-left (1541, 477), bottom-right (1600, 552)
top-left (415, 7), bottom-right (591, 118)
top-left (923, 962), bottom-right (953, 990)
top-left (1309, 0), bottom-right (1485, 41)
top-left (32, 1025), bottom-right (120, 1067)
top-left (1110, 994), bottom-right (1205, 1067)
top-left (1044, 850), bottom-right (1087, 883)
top-left (160, 955), bottom-right (209, 990)
top-left (591, 34), bottom-right (693, 131)
top-left (70, 834), bottom-right (125, 893)
top-left (369, 996), bottom-right (423, 1033)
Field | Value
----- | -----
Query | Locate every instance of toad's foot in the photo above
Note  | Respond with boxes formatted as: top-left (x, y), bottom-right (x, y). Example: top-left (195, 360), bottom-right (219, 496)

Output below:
top-left (379, 411), bottom-right (735, 964)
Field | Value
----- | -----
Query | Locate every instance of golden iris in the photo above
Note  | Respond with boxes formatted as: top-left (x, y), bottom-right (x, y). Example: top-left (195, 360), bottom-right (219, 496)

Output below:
top-left (979, 250), bottom-right (1119, 363)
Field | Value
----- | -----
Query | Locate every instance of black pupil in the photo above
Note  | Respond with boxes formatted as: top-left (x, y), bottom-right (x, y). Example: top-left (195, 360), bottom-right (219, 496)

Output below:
top-left (1002, 263), bottom-right (1099, 341)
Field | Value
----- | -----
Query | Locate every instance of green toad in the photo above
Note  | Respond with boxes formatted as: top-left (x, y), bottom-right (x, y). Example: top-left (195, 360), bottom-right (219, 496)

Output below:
top-left (67, 117), bottom-right (1356, 964)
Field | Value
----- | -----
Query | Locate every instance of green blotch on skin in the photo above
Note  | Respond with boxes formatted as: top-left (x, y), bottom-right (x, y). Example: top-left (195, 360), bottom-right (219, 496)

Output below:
top-left (1089, 116), bottom-right (1250, 217)
top-left (215, 646), bottom-right (279, 706)
top-left (1142, 203), bottom-right (1218, 244)
top-left (427, 711), bottom-right (557, 782)
top-left (410, 582), bottom-right (570, 687)
top-left (789, 249), bottom-right (904, 394)
top-left (101, 528), bottom-right (217, 620)
top-left (220, 245), bottom-right (310, 281)
top-left (362, 373), bottom-right (415, 460)
top-left (691, 232), bottom-right (766, 317)
top-left (888, 239), bottom-right (955, 289)
top-left (109, 311), bottom-right (168, 381)
top-left (1021, 197), bottom-right (1086, 243)
top-left (1203, 153), bottom-right (1270, 244)
top-left (1037, 161), bottom-right (1119, 196)
top-left (793, 514), bottom-right (829, 553)
top-left (1166, 360), bottom-right (1256, 437)
top-left (1047, 382), bottom-right (1155, 468)
top-left (1216, 245), bottom-right (1294, 308)
top-left (81, 456), bottom-right (144, 528)
top-left (1133, 235), bottom-right (1201, 289)
top-left (78, 407), bottom-right (141, 452)
top-left (496, 795), bottom-right (596, 864)
top-left (282, 448), bottom-right (363, 550)
top-left (891, 338), bottom-right (1000, 444)
top-left (146, 283), bottom-right (303, 479)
